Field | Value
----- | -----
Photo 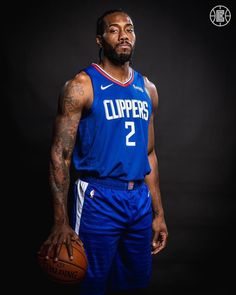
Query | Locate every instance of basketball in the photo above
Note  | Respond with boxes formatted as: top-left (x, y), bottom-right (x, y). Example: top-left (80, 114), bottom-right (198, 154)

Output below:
top-left (38, 241), bottom-right (88, 284)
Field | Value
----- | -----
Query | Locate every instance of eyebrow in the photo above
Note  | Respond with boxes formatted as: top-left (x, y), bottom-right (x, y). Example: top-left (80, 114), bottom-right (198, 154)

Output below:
top-left (108, 23), bottom-right (134, 27)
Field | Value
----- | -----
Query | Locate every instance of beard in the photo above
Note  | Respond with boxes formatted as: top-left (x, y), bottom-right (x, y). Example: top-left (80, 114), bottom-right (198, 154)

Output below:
top-left (102, 40), bottom-right (134, 65)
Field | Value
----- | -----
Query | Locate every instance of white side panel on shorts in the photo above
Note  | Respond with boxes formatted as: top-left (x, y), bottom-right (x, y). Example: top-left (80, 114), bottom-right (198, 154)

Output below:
top-left (75, 179), bottom-right (88, 234)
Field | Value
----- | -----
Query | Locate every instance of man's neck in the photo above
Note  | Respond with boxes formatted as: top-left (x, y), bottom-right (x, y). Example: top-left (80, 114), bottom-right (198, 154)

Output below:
top-left (98, 58), bottom-right (131, 84)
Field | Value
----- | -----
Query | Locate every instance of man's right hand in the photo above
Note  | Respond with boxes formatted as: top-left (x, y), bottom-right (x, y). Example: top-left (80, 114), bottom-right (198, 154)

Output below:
top-left (38, 223), bottom-right (83, 261)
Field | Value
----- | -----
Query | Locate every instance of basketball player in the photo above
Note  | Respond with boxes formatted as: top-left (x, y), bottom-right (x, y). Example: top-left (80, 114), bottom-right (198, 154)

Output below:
top-left (40, 9), bottom-right (168, 295)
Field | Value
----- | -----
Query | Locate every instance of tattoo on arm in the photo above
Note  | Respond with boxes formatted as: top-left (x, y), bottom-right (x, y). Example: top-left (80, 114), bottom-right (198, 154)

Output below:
top-left (58, 83), bottom-right (84, 115)
top-left (49, 81), bottom-right (84, 220)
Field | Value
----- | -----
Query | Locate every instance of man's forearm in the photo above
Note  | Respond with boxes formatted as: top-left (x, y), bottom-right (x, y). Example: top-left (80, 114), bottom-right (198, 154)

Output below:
top-left (48, 111), bottom-right (79, 225)
top-left (145, 150), bottom-right (164, 217)
top-left (49, 156), bottom-right (70, 225)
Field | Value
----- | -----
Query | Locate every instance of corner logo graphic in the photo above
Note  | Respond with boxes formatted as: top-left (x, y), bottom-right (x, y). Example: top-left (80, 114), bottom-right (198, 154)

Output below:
top-left (210, 5), bottom-right (231, 27)
top-left (101, 83), bottom-right (113, 90)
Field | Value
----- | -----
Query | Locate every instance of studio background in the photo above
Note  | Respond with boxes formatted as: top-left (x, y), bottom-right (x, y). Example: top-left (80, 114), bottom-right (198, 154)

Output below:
top-left (4, 0), bottom-right (235, 294)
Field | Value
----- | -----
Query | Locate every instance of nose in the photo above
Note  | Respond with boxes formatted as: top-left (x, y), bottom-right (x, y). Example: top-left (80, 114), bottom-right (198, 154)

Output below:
top-left (119, 29), bottom-right (129, 41)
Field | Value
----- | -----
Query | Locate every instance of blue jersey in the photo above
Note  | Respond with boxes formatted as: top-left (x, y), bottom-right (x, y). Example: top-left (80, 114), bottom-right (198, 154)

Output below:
top-left (73, 63), bottom-right (152, 181)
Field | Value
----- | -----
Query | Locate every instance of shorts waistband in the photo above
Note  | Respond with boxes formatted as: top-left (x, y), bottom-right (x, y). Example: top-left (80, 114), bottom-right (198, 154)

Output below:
top-left (80, 177), bottom-right (144, 190)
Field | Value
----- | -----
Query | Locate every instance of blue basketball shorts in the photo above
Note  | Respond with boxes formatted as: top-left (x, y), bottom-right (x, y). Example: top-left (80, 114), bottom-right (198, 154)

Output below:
top-left (71, 177), bottom-right (153, 295)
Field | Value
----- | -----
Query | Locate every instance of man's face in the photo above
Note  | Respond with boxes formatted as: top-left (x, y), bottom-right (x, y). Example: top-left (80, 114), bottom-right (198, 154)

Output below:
top-left (99, 12), bottom-right (136, 64)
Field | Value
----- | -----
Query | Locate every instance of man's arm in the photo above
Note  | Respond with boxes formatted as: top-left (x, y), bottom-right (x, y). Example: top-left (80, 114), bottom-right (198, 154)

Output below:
top-left (41, 72), bottom-right (92, 260)
top-left (144, 77), bottom-right (168, 255)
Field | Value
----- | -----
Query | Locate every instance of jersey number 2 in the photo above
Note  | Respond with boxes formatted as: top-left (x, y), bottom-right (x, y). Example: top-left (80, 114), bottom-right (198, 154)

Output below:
top-left (125, 121), bottom-right (136, 146)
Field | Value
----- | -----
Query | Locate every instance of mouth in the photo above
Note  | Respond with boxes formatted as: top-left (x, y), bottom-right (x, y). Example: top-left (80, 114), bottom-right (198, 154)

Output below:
top-left (116, 42), bottom-right (132, 49)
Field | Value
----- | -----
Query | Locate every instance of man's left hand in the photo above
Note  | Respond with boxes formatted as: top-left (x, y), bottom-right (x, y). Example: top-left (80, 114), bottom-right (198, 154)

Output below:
top-left (151, 215), bottom-right (168, 255)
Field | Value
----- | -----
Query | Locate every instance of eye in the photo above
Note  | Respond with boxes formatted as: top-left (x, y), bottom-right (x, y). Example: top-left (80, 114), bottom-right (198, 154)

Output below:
top-left (126, 27), bottom-right (134, 33)
top-left (109, 28), bottom-right (119, 33)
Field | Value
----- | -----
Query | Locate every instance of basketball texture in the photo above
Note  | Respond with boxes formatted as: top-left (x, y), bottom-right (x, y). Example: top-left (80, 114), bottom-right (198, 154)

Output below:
top-left (38, 241), bottom-right (88, 284)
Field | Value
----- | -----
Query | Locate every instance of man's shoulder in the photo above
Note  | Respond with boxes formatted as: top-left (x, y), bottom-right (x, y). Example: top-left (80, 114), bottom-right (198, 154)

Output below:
top-left (73, 70), bottom-right (90, 84)
top-left (140, 75), bottom-right (157, 94)
top-left (139, 75), bottom-right (158, 109)
top-left (133, 68), bottom-right (157, 87)
top-left (64, 68), bottom-right (91, 90)
top-left (62, 67), bottom-right (93, 103)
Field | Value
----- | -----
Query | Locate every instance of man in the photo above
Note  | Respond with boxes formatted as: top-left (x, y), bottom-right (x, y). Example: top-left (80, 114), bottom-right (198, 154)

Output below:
top-left (40, 8), bottom-right (168, 295)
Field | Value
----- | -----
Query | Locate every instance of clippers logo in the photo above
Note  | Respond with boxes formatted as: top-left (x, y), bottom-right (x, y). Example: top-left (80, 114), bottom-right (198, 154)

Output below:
top-left (210, 5), bottom-right (231, 27)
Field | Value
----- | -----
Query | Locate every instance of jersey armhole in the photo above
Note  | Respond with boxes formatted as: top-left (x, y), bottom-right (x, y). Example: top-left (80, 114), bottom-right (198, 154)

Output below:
top-left (80, 69), bottom-right (97, 113)
top-left (139, 74), bottom-right (153, 115)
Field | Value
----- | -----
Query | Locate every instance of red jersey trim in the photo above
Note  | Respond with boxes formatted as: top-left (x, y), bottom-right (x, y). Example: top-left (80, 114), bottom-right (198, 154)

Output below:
top-left (92, 63), bottom-right (134, 87)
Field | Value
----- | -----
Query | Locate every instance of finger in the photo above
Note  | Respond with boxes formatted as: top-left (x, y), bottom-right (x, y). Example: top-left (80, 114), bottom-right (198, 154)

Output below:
top-left (46, 243), bottom-right (54, 260)
top-left (75, 237), bottom-right (84, 247)
top-left (151, 231), bottom-right (160, 255)
top-left (161, 232), bottom-right (168, 249)
top-left (152, 232), bottom-right (168, 255)
top-left (71, 233), bottom-right (84, 247)
top-left (66, 236), bottom-right (74, 260)
top-left (151, 241), bottom-right (160, 255)
top-left (54, 242), bottom-right (63, 261)
top-left (152, 248), bottom-right (160, 255)
top-left (152, 231), bottom-right (159, 248)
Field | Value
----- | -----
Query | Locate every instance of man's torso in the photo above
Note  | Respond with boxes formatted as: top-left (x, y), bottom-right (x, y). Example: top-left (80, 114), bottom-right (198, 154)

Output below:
top-left (73, 63), bottom-right (152, 181)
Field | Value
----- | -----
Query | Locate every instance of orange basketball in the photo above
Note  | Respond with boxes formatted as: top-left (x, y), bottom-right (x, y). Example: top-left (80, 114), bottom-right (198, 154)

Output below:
top-left (38, 241), bottom-right (88, 284)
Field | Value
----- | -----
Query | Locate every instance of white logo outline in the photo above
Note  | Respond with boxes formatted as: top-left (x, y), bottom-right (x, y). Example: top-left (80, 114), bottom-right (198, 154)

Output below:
top-left (101, 83), bottom-right (114, 90)
top-left (209, 5), bottom-right (231, 27)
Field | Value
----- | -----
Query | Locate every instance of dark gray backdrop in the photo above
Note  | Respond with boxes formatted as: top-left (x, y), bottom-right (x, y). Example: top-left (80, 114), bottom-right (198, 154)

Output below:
top-left (4, 0), bottom-right (235, 294)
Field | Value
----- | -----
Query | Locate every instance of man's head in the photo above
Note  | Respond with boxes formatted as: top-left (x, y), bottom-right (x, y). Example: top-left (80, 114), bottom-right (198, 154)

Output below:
top-left (96, 9), bottom-right (136, 65)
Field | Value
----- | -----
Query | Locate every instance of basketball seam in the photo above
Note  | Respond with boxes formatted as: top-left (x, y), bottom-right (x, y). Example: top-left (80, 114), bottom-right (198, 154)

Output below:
top-left (56, 259), bottom-right (87, 271)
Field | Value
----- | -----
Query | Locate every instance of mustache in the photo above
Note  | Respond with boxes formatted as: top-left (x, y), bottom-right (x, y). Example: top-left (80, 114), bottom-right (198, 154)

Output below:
top-left (115, 41), bottom-right (132, 48)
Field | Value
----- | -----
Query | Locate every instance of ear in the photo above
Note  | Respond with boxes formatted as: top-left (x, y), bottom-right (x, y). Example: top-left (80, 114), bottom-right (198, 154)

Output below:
top-left (96, 35), bottom-right (103, 48)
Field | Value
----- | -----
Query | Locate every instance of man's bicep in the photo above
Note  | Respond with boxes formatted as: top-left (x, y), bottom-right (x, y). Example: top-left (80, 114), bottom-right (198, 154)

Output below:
top-left (51, 72), bottom-right (91, 161)
top-left (52, 77), bottom-right (87, 150)
top-left (58, 80), bottom-right (85, 116)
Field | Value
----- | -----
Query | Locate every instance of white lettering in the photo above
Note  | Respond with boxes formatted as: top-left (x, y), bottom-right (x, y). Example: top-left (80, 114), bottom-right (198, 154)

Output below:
top-left (118, 99), bottom-right (126, 117)
top-left (110, 100), bottom-right (119, 119)
top-left (103, 100), bottom-right (113, 120)
top-left (125, 121), bottom-right (136, 146)
top-left (132, 100), bottom-right (139, 118)
top-left (125, 100), bottom-right (132, 118)
top-left (103, 99), bottom-right (149, 121)
top-left (143, 101), bottom-right (149, 120)
top-left (137, 101), bottom-right (144, 119)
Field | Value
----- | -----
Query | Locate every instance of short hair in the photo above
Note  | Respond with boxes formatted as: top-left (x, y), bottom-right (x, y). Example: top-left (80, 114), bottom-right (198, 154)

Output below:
top-left (96, 8), bottom-right (130, 36)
